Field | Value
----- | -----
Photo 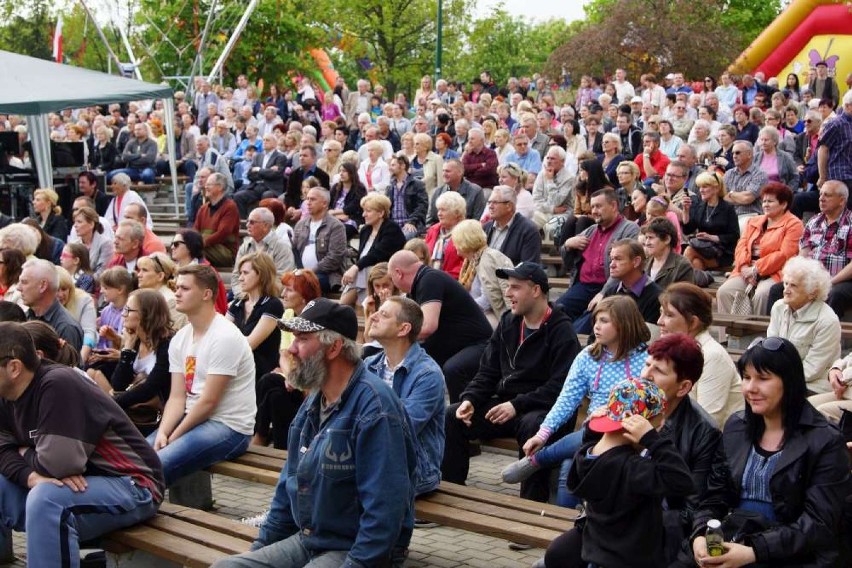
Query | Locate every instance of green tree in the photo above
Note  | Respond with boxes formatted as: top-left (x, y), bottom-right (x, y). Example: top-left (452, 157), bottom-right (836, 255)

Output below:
top-left (448, 6), bottom-right (573, 82)
top-left (132, 0), bottom-right (320, 90)
top-left (308, 0), bottom-right (474, 96)
top-left (0, 0), bottom-right (54, 61)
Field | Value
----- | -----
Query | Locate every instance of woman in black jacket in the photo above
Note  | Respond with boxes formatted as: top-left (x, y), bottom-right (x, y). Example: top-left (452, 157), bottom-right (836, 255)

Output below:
top-left (104, 289), bottom-right (174, 436)
top-left (688, 337), bottom-right (849, 568)
top-left (31, 187), bottom-right (69, 242)
top-left (329, 161), bottom-right (367, 240)
top-left (681, 171), bottom-right (739, 272)
top-left (91, 125), bottom-right (118, 172)
top-left (340, 193), bottom-right (405, 307)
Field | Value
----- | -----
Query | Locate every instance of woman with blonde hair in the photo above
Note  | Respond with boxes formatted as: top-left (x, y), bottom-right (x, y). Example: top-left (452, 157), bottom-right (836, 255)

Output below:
top-left (32, 188), bottom-right (68, 241)
top-left (317, 139), bottom-right (343, 182)
top-left (340, 193), bottom-right (405, 306)
top-left (70, 206), bottom-right (113, 275)
top-left (227, 251), bottom-right (284, 380)
top-left (600, 132), bottom-right (626, 187)
top-left (56, 266), bottom-right (97, 363)
top-left (411, 133), bottom-right (443, 198)
top-left (399, 132), bottom-right (417, 163)
top-left (136, 252), bottom-right (186, 330)
top-left (91, 124), bottom-right (118, 172)
top-left (494, 128), bottom-right (514, 165)
top-left (404, 238), bottom-right (431, 265)
top-left (682, 170), bottom-right (739, 272)
top-left (453, 219), bottom-right (513, 327)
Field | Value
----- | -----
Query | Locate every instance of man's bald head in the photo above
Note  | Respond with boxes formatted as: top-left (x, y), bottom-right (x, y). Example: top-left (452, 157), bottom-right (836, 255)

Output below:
top-left (388, 250), bottom-right (422, 293)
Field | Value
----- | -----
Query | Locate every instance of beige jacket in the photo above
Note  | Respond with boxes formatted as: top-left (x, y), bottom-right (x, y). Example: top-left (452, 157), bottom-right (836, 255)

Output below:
top-left (691, 330), bottom-right (744, 426)
top-left (460, 247), bottom-right (513, 328)
top-left (418, 151), bottom-right (444, 200)
top-left (768, 299), bottom-right (840, 394)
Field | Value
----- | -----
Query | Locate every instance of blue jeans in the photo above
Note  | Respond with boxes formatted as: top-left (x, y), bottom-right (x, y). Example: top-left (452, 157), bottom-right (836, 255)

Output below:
top-left (0, 474), bottom-right (158, 567)
top-left (534, 429), bottom-right (585, 508)
top-left (108, 167), bottom-right (156, 184)
top-left (556, 282), bottom-right (603, 322)
top-left (211, 533), bottom-right (407, 568)
top-left (147, 419), bottom-right (251, 486)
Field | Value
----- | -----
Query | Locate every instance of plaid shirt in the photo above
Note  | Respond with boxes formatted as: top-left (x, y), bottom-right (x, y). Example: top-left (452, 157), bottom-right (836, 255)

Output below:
top-left (819, 111), bottom-right (852, 182)
top-left (800, 208), bottom-right (852, 277)
top-left (390, 178), bottom-right (409, 226)
top-left (724, 163), bottom-right (768, 216)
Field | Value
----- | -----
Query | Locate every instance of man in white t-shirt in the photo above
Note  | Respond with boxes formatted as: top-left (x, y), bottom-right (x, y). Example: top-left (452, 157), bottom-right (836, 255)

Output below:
top-left (150, 263), bottom-right (256, 485)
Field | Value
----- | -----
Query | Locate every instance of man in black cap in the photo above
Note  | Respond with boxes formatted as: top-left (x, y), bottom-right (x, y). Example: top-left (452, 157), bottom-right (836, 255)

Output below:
top-left (441, 262), bottom-right (581, 503)
top-left (214, 298), bottom-right (416, 568)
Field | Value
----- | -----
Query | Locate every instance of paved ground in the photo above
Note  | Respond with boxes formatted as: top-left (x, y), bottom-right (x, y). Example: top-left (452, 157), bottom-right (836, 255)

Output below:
top-left (4, 448), bottom-right (552, 567)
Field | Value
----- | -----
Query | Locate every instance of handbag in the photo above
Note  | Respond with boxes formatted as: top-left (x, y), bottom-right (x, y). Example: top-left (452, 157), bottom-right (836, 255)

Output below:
top-left (730, 283), bottom-right (755, 316)
top-left (688, 237), bottom-right (724, 259)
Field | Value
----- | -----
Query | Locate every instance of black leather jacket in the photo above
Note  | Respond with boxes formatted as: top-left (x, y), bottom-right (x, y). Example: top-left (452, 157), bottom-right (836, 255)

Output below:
top-left (689, 404), bottom-right (850, 567)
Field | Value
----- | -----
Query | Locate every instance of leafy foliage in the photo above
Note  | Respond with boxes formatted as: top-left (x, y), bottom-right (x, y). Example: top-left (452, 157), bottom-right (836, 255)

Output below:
top-left (0, 0), bottom-right (54, 61)
top-left (545, 0), bottom-right (783, 81)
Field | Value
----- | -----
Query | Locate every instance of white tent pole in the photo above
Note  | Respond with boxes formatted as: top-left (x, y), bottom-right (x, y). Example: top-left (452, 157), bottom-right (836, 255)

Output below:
top-left (26, 115), bottom-right (53, 189)
top-left (117, 23), bottom-right (143, 81)
top-left (163, 99), bottom-right (180, 217)
top-left (206, 0), bottom-right (258, 83)
top-left (78, 0), bottom-right (124, 73)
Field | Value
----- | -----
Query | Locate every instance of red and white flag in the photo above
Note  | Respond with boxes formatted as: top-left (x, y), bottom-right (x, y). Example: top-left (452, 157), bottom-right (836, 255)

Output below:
top-left (52, 16), bottom-right (63, 63)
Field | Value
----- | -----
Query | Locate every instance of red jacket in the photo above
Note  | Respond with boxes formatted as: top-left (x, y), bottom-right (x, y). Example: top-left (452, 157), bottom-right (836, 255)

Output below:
top-left (425, 223), bottom-right (464, 280)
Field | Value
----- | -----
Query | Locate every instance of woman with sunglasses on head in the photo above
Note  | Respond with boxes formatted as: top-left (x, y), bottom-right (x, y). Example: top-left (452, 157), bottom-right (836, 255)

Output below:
top-left (689, 337), bottom-right (849, 568)
top-left (136, 252), bottom-right (186, 330)
top-left (169, 229), bottom-right (228, 315)
top-left (252, 268), bottom-right (322, 449)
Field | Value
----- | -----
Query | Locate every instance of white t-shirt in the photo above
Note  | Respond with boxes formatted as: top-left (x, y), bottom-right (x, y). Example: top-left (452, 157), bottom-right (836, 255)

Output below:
top-left (169, 314), bottom-right (257, 435)
top-left (301, 220), bottom-right (322, 269)
top-left (107, 190), bottom-right (153, 230)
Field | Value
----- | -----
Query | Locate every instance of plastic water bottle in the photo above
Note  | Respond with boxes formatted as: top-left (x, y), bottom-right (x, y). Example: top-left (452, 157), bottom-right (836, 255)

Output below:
top-left (706, 519), bottom-right (725, 557)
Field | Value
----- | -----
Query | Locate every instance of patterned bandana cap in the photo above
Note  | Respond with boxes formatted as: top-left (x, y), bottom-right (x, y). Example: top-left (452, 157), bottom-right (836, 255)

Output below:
top-left (588, 378), bottom-right (667, 433)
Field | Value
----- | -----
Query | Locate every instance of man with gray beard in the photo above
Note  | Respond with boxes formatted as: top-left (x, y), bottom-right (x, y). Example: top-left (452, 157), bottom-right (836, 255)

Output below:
top-left (213, 299), bottom-right (416, 568)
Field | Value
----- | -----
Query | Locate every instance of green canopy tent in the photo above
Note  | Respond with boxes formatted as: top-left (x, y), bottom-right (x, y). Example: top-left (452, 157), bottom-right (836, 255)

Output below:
top-left (0, 49), bottom-right (180, 215)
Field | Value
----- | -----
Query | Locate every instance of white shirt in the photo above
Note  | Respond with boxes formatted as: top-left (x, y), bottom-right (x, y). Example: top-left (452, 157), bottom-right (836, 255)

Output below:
top-left (169, 314), bottom-right (257, 435)
top-left (107, 190), bottom-right (153, 230)
top-left (301, 220), bottom-right (322, 269)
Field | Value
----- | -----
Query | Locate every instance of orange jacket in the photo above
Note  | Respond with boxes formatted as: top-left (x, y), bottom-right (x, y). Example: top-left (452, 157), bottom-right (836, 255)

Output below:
top-left (732, 211), bottom-right (803, 282)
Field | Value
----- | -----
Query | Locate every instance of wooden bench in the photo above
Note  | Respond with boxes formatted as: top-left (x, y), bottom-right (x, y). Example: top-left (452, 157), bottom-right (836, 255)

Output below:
top-left (103, 502), bottom-right (254, 567)
top-left (712, 313), bottom-right (852, 349)
top-left (207, 446), bottom-right (575, 549)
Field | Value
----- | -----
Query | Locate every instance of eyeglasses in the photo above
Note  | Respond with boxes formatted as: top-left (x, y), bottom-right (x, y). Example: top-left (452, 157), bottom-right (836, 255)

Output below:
top-left (664, 172), bottom-right (686, 178)
top-left (121, 306), bottom-right (139, 317)
top-left (804, 119), bottom-right (813, 123)
top-left (732, 151), bottom-right (745, 155)
top-left (488, 200), bottom-right (510, 206)
top-left (747, 336), bottom-right (785, 351)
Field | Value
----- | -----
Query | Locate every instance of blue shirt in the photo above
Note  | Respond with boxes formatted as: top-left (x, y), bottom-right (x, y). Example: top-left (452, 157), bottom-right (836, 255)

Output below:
top-left (503, 148), bottom-right (542, 174)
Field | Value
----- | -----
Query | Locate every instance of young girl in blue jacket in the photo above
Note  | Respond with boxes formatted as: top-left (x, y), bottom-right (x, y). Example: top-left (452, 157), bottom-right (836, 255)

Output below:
top-left (502, 295), bottom-right (650, 507)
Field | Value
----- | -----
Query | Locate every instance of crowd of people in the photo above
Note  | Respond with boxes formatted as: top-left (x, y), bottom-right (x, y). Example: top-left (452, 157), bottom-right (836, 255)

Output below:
top-left (0, 62), bottom-right (851, 568)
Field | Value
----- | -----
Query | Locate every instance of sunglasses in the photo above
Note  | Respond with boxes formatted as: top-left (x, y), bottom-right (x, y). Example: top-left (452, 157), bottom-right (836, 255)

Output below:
top-left (747, 336), bottom-right (785, 351)
top-left (170, 241), bottom-right (184, 248)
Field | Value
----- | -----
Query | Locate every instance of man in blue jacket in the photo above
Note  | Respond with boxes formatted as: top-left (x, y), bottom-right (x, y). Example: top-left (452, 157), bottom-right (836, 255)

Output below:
top-left (366, 297), bottom-right (446, 496)
top-left (212, 299), bottom-right (416, 568)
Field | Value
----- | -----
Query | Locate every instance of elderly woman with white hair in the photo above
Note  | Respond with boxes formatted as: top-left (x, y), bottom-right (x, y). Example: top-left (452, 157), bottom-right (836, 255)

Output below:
top-left (767, 256), bottom-right (840, 393)
top-left (358, 140), bottom-right (390, 192)
top-left (453, 219), bottom-right (513, 327)
top-left (599, 132), bottom-right (626, 187)
top-left (425, 191), bottom-right (466, 279)
top-left (753, 126), bottom-right (798, 189)
top-left (106, 172), bottom-right (152, 231)
top-left (687, 119), bottom-right (720, 157)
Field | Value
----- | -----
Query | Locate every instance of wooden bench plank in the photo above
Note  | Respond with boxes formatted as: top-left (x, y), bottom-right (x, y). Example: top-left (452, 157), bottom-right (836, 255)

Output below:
top-left (208, 461), bottom-right (280, 485)
top-left (159, 503), bottom-right (259, 542)
top-left (104, 524), bottom-right (229, 568)
top-left (423, 492), bottom-right (570, 532)
top-left (145, 515), bottom-right (252, 554)
top-left (414, 499), bottom-right (562, 549)
top-left (434, 482), bottom-right (578, 523)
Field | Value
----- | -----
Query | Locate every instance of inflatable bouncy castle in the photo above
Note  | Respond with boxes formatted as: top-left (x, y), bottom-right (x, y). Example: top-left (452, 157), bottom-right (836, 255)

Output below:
top-left (729, 0), bottom-right (851, 95)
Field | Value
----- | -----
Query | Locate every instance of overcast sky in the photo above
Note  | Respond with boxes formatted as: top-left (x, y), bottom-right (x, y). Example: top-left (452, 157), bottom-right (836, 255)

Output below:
top-left (475, 0), bottom-right (591, 22)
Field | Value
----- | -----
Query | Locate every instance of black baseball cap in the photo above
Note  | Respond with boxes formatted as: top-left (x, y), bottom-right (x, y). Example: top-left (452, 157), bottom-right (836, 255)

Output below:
top-left (496, 262), bottom-right (549, 292)
top-left (279, 298), bottom-right (358, 340)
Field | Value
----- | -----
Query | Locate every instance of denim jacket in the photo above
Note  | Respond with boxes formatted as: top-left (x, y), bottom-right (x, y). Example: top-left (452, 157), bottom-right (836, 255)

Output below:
top-left (366, 343), bottom-right (446, 495)
top-left (256, 362), bottom-right (416, 567)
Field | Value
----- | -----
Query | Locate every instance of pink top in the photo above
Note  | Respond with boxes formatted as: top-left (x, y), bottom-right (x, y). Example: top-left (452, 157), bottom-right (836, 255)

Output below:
top-left (761, 152), bottom-right (780, 182)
